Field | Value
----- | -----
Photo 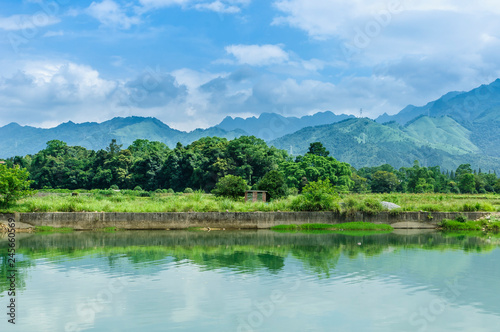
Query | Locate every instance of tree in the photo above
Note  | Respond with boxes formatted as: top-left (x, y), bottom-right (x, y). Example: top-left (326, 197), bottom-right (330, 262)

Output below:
top-left (308, 142), bottom-right (330, 157)
top-left (459, 173), bottom-right (476, 193)
top-left (494, 179), bottom-right (500, 194)
top-left (370, 171), bottom-right (399, 193)
top-left (212, 175), bottom-right (248, 199)
top-left (0, 164), bottom-right (34, 206)
top-left (106, 139), bottom-right (122, 156)
top-left (456, 164), bottom-right (475, 194)
top-left (280, 154), bottom-right (352, 192)
top-left (257, 170), bottom-right (288, 200)
top-left (351, 173), bottom-right (369, 193)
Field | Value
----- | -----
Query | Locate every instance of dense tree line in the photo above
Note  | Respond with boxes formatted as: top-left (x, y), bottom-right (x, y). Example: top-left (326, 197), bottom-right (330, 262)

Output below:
top-left (2, 138), bottom-right (500, 196)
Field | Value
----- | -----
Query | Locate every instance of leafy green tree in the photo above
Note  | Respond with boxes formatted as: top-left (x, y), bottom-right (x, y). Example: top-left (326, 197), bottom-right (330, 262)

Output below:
top-left (212, 175), bottom-right (248, 199)
top-left (494, 179), bottom-right (500, 193)
top-left (459, 173), bottom-right (476, 193)
top-left (257, 170), bottom-right (288, 200)
top-left (351, 173), bottom-right (369, 193)
top-left (280, 154), bottom-right (352, 192)
top-left (308, 142), bottom-right (330, 157)
top-left (455, 164), bottom-right (473, 178)
top-left (225, 136), bottom-right (288, 186)
top-left (370, 171), bottom-right (399, 193)
top-left (0, 164), bottom-right (34, 206)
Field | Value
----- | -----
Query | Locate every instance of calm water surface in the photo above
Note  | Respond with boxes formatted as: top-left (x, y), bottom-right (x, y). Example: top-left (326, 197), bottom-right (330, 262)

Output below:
top-left (1, 230), bottom-right (500, 331)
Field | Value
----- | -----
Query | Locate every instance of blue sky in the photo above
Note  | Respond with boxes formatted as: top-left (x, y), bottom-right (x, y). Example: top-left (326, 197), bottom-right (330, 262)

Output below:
top-left (1, 0), bottom-right (500, 131)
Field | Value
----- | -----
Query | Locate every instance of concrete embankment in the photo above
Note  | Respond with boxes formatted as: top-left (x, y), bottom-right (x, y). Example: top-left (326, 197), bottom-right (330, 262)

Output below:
top-left (0, 211), bottom-right (491, 230)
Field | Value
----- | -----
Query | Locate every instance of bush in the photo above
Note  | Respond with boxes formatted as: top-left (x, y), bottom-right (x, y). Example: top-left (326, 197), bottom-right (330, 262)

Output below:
top-left (184, 187), bottom-right (194, 194)
top-left (0, 164), bottom-right (34, 206)
top-left (212, 175), bottom-right (248, 199)
top-left (290, 179), bottom-right (339, 211)
top-left (134, 186), bottom-right (143, 191)
top-left (167, 188), bottom-right (175, 194)
top-left (109, 185), bottom-right (119, 190)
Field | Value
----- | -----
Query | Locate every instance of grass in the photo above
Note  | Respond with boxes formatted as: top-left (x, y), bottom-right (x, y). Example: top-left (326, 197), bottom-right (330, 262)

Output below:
top-left (34, 226), bottom-right (74, 233)
top-left (438, 216), bottom-right (500, 231)
top-left (271, 222), bottom-right (394, 231)
top-left (1, 191), bottom-right (499, 213)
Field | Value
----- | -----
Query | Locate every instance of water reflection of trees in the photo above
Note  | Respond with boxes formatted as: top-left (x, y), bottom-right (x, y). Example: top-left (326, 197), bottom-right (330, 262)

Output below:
top-left (7, 230), bottom-right (498, 277)
top-left (0, 251), bottom-right (32, 297)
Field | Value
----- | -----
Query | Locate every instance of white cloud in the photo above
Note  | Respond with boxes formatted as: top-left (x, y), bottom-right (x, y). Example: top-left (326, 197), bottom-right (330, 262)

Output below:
top-left (225, 44), bottom-right (289, 66)
top-left (0, 14), bottom-right (60, 31)
top-left (273, 0), bottom-right (500, 39)
top-left (194, 1), bottom-right (240, 13)
top-left (139, 0), bottom-right (190, 8)
top-left (87, 0), bottom-right (141, 29)
top-left (138, 0), bottom-right (249, 14)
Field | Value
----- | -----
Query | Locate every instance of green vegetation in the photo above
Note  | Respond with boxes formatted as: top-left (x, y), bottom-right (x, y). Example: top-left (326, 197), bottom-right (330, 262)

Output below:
top-left (256, 169), bottom-right (288, 199)
top-left (211, 175), bottom-right (248, 199)
top-left (290, 179), bottom-right (340, 211)
top-left (271, 222), bottom-right (393, 231)
top-left (2, 190), bottom-right (500, 213)
top-left (3, 130), bottom-right (500, 198)
top-left (438, 216), bottom-right (500, 231)
top-left (1, 134), bottom-right (499, 215)
top-left (34, 226), bottom-right (74, 233)
top-left (0, 164), bottom-right (35, 207)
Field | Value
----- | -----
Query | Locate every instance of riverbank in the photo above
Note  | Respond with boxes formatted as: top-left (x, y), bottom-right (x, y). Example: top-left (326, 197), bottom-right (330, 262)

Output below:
top-left (0, 211), bottom-right (494, 230)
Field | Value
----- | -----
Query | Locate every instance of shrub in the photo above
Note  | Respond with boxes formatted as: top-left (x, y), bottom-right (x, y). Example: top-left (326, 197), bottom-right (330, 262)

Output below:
top-left (167, 188), bottom-right (174, 194)
top-left (212, 175), bottom-right (248, 199)
top-left (184, 187), bottom-right (194, 194)
top-left (290, 179), bottom-right (339, 211)
top-left (109, 185), bottom-right (119, 190)
top-left (134, 186), bottom-right (143, 191)
top-left (0, 164), bottom-right (35, 207)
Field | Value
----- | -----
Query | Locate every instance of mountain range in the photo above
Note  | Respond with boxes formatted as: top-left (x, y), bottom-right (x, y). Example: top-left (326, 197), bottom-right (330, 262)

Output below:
top-left (1, 79), bottom-right (500, 170)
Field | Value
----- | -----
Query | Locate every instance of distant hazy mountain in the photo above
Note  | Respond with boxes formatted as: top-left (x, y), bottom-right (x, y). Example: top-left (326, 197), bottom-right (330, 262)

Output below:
top-left (376, 79), bottom-right (500, 159)
top-left (270, 116), bottom-right (500, 171)
top-left (0, 117), bottom-right (246, 158)
top-left (2, 79), bottom-right (500, 170)
top-left (216, 111), bottom-right (355, 141)
top-left (377, 79), bottom-right (500, 125)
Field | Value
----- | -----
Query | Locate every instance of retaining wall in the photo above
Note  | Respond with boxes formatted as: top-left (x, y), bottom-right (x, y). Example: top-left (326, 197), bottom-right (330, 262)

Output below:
top-left (0, 211), bottom-right (491, 230)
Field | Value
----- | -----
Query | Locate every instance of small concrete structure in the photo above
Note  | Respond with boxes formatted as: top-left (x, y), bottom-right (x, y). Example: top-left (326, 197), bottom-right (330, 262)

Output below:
top-left (244, 190), bottom-right (268, 202)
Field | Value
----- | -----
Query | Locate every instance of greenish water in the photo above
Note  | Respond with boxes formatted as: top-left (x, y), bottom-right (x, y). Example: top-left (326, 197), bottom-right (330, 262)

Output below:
top-left (1, 230), bottom-right (500, 331)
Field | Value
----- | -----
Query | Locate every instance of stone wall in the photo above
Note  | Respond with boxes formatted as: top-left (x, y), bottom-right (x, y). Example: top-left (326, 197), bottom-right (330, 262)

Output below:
top-left (0, 211), bottom-right (491, 230)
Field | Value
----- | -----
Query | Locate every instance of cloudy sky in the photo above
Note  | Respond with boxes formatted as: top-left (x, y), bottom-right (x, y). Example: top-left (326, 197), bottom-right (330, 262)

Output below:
top-left (1, 0), bottom-right (500, 131)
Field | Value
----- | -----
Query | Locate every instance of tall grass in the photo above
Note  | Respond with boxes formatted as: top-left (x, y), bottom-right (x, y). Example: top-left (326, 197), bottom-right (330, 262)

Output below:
top-left (2, 191), bottom-right (499, 213)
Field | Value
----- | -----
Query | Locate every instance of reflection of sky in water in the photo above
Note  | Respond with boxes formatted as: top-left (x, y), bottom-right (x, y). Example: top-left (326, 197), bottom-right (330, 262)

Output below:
top-left (1, 231), bottom-right (500, 332)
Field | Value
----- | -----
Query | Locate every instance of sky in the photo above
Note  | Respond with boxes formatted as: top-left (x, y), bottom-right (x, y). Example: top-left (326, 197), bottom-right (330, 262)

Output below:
top-left (1, 0), bottom-right (500, 131)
